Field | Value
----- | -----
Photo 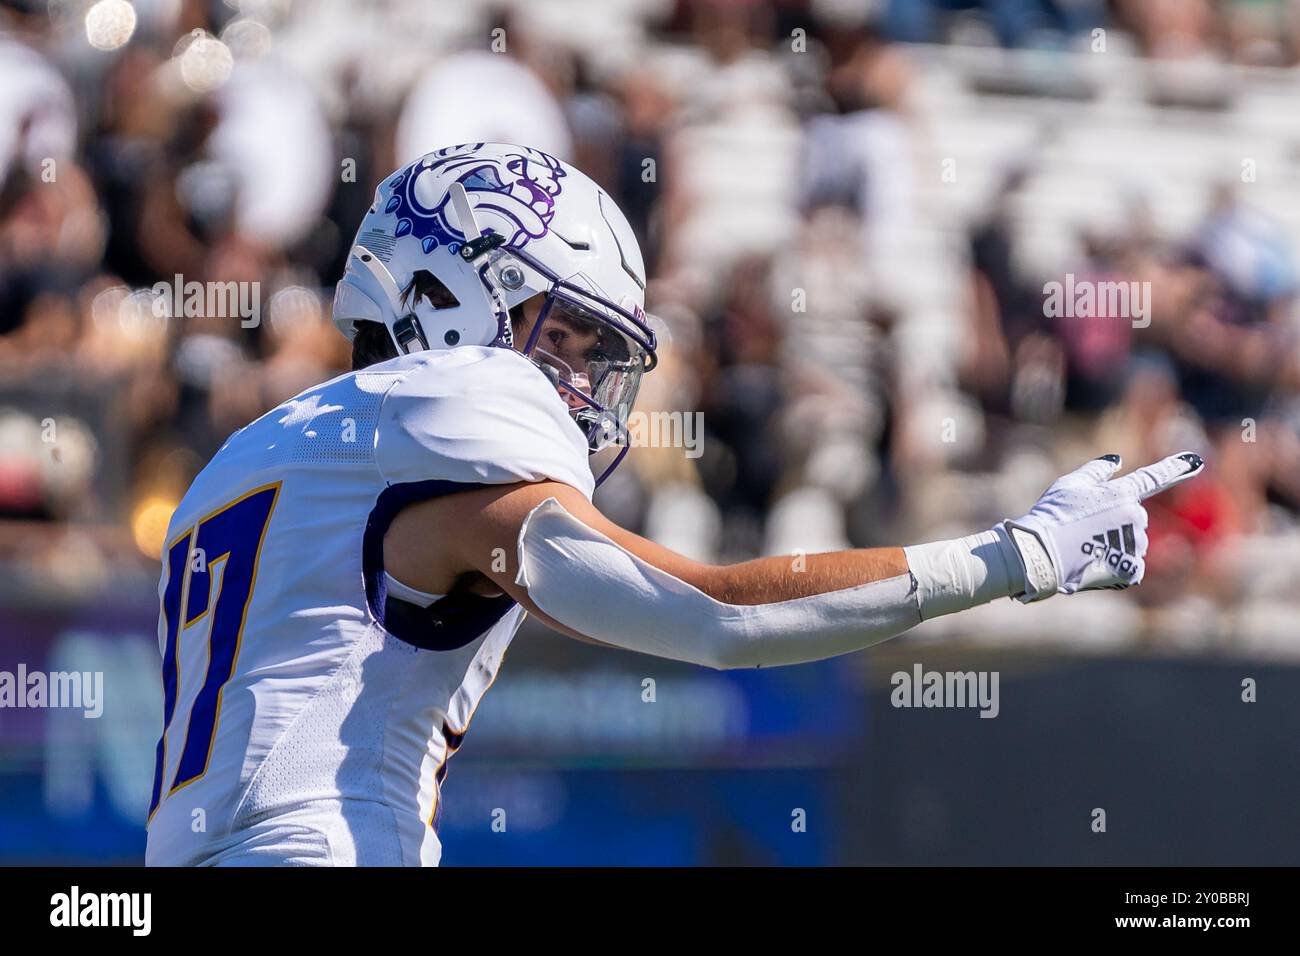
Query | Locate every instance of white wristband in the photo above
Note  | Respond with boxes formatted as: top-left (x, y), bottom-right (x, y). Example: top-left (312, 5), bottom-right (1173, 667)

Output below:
top-left (903, 527), bottom-right (1024, 620)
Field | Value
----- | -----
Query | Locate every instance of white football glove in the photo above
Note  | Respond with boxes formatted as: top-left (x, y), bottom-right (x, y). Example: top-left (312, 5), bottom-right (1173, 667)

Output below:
top-left (1000, 452), bottom-right (1205, 602)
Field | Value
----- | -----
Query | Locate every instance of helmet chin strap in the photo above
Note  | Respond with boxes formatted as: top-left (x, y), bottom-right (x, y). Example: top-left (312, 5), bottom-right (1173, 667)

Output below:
top-left (595, 444), bottom-right (629, 487)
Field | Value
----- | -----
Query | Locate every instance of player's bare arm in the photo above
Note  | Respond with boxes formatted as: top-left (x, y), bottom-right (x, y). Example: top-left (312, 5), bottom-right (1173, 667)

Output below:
top-left (385, 479), bottom-right (908, 612)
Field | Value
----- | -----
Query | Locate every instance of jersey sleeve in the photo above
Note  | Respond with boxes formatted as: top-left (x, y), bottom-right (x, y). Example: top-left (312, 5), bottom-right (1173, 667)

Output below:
top-left (374, 346), bottom-right (595, 500)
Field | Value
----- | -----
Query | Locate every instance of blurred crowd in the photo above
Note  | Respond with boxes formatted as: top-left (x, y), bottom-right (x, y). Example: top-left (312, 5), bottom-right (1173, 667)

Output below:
top-left (3, 0), bottom-right (1300, 651)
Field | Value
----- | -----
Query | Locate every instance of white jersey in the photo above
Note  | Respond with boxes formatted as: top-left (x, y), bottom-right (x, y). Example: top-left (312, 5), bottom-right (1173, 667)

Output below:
top-left (144, 346), bottom-right (593, 866)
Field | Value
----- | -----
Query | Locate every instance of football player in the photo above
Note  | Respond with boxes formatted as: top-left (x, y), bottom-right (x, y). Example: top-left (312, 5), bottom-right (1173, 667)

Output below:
top-left (144, 143), bottom-right (1204, 866)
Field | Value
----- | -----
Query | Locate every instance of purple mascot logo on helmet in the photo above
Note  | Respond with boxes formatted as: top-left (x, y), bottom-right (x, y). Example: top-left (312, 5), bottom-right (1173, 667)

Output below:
top-left (384, 143), bottom-right (567, 255)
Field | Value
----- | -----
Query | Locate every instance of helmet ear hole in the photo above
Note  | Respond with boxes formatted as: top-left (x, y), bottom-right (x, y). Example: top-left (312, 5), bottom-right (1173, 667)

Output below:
top-left (402, 270), bottom-right (459, 310)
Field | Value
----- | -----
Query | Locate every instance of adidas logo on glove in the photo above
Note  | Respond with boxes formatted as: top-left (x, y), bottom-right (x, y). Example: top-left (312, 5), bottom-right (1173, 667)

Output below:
top-left (1081, 524), bottom-right (1140, 578)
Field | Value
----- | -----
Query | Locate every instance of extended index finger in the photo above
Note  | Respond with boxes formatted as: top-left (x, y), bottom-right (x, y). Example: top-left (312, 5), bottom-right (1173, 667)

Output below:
top-left (1112, 452), bottom-right (1206, 501)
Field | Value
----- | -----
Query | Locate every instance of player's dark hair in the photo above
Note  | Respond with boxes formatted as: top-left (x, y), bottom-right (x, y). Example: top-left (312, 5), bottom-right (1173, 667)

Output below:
top-left (351, 320), bottom-right (399, 370)
top-left (402, 269), bottom-right (459, 310)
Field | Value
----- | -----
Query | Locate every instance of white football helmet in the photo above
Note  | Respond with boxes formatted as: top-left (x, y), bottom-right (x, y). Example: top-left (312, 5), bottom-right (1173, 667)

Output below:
top-left (333, 143), bottom-right (657, 476)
